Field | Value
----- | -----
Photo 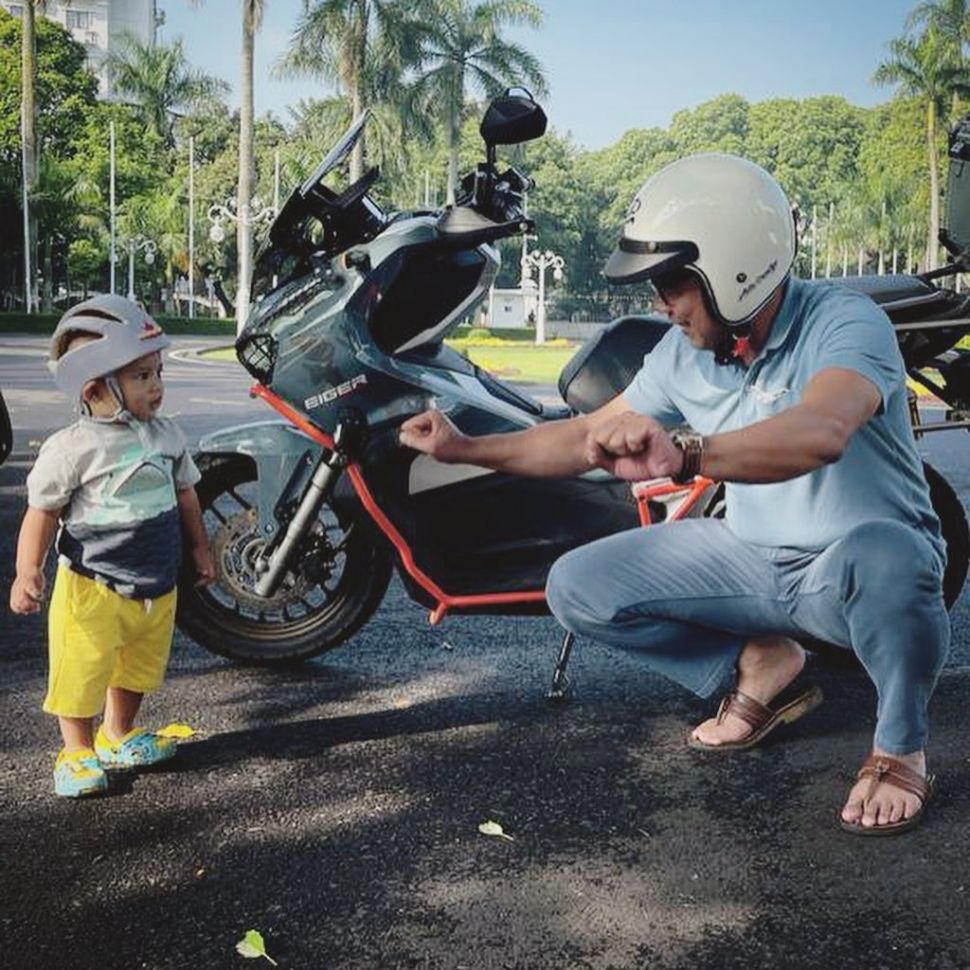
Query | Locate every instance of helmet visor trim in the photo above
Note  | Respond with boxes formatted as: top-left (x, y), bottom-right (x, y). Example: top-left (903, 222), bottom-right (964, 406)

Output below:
top-left (604, 238), bottom-right (699, 285)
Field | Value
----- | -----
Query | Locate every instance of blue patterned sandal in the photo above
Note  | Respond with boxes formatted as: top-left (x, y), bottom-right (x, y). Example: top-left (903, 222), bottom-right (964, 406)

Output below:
top-left (54, 747), bottom-right (108, 798)
top-left (94, 726), bottom-right (177, 768)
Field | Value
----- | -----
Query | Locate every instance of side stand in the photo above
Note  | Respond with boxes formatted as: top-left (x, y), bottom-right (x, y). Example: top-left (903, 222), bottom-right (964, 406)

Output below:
top-left (547, 630), bottom-right (575, 701)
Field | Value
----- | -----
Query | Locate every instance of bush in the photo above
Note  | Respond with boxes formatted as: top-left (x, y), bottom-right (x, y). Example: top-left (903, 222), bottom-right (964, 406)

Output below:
top-left (0, 311), bottom-right (235, 337)
top-left (465, 326), bottom-right (492, 340)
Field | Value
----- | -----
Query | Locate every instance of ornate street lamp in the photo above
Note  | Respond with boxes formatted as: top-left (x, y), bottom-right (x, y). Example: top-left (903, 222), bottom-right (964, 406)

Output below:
top-left (521, 249), bottom-right (565, 345)
top-left (118, 235), bottom-right (157, 302)
top-left (207, 196), bottom-right (277, 332)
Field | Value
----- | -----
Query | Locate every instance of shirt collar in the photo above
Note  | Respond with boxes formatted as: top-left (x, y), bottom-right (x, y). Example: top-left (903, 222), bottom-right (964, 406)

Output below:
top-left (760, 277), bottom-right (800, 356)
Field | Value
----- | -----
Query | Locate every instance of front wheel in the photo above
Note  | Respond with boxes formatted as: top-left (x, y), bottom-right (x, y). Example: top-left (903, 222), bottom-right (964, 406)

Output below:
top-left (176, 455), bottom-right (393, 664)
top-left (925, 461), bottom-right (969, 608)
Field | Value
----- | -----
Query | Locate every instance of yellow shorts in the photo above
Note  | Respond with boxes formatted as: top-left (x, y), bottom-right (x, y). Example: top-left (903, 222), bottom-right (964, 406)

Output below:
top-left (44, 565), bottom-right (177, 718)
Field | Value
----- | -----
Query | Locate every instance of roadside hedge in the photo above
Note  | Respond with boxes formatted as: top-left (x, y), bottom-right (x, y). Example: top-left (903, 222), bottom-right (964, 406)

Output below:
top-left (0, 312), bottom-right (236, 337)
top-left (0, 313), bottom-right (537, 342)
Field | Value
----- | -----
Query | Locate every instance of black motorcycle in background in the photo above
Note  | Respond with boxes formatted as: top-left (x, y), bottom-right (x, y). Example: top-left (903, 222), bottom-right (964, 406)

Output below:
top-left (0, 390), bottom-right (11, 467)
top-left (175, 92), bottom-right (970, 674)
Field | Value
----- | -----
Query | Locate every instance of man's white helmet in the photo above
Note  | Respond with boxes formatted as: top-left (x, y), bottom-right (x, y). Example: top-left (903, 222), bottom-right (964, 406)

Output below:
top-left (604, 153), bottom-right (797, 326)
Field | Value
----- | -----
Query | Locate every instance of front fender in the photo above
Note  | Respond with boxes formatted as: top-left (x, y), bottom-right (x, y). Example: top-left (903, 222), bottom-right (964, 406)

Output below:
top-left (197, 420), bottom-right (326, 538)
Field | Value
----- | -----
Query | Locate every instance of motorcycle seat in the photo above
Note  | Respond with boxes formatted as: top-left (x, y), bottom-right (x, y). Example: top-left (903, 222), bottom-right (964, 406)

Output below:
top-left (824, 274), bottom-right (953, 312)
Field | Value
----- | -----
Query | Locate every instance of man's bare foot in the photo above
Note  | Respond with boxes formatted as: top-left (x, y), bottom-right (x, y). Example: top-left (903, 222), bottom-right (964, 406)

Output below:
top-left (840, 748), bottom-right (927, 830)
top-left (690, 635), bottom-right (805, 746)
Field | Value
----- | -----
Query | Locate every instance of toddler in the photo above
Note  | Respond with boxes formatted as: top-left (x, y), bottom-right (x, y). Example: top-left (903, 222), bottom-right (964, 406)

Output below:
top-left (9, 295), bottom-right (214, 797)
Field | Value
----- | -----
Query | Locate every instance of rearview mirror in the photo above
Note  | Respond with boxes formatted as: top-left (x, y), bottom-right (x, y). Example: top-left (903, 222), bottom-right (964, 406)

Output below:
top-left (480, 89), bottom-right (547, 148)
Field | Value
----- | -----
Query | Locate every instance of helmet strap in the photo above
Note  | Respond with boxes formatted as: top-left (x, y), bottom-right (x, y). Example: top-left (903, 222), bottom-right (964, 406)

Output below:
top-left (712, 322), bottom-right (753, 367)
top-left (103, 374), bottom-right (130, 421)
top-left (79, 374), bottom-right (129, 422)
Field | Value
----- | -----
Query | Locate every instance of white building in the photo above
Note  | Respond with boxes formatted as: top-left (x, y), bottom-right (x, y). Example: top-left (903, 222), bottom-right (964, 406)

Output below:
top-left (1, 0), bottom-right (158, 96)
top-left (488, 284), bottom-right (539, 330)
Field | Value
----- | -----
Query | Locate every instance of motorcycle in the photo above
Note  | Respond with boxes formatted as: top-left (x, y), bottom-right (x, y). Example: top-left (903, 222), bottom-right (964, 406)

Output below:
top-left (176, 92), bottom-right (970, 687)
top-left (0, 389), bottom-right (11, 467)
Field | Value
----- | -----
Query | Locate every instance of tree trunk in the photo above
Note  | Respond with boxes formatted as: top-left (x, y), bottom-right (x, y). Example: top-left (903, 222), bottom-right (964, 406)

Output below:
top-left (927, 99), bottom-right (940, 272)
top-left (446, 70), bottom-right (462, 206)
top-left (21, 1), bottom-right (39, 312)
top-left (348, 2), bottom-right (367, 183)
top-left (236, 1), bottom-right (256, 334)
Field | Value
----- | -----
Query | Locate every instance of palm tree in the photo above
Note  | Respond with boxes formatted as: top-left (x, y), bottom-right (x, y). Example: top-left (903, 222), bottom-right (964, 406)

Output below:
top-left (409, 0), bottom-right (546, 205)
top-left (235, 0), bottom-right (264, 332)
top-left (874, 28), bottom-right (970, 269)
top-left (103, 35), bottom-right (228, 147)
top-left (277, 0), bottom-right (426, 182)
top-left (907, 0), bottom-right (970, 112)
top-left (20, 0), bottom-right (44, 312)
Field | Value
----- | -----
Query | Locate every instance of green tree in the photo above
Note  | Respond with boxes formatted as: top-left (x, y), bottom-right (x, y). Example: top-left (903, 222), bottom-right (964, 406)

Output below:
top-left (874, 26), bottom-right (970, 269)
top-left (19, 0), bottom-right (42, 310)
top-left (858, 98), bottom-right (931, 271)
top-left (278, 0), bottom-right (426, 182)
top-left (102, 34), bottom-right (228, 147)
top-left (907, 0), bottom-right (970, 112)
top-left (0, 8), bottom-right (98, 307)
top-left (746, 96), bottom-right (866, 215)
top-left (410, 0), bottom-right (546, 204)
top-left (668, 93), bottom-right (749, 155)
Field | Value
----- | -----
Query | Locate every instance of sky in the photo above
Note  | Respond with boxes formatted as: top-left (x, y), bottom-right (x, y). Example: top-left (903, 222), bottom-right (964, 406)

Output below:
top-left (159, 0), bottom-right (922, 150)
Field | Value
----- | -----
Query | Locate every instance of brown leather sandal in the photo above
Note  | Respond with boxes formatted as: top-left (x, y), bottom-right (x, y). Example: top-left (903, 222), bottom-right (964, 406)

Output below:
top-left (687, 681), bottom-right (823, 751)
top-left (839, 754), bottom-right (934, 837)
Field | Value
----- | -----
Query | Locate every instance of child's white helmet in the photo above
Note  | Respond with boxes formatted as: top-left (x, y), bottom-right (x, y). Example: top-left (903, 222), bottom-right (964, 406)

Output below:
top-left (604, 153), bottom-right (797, 325)
top-left (49, 295), bottom-right (170, 400)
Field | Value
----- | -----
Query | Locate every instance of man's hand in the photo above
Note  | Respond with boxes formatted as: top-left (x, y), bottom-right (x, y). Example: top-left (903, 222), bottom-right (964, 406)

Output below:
top-left (10, 569), bottom-right (45, 614)
top-left (399, 410), bottom-right (470, 463)
top-left (585, 412), bottom-right (683, 481)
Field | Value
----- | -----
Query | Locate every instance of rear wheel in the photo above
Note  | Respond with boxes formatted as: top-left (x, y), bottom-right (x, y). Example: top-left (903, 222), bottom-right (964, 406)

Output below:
top-left (176, 455), bottom-right (393, 664)
top-left (925, 461), bottom-right (969, 608)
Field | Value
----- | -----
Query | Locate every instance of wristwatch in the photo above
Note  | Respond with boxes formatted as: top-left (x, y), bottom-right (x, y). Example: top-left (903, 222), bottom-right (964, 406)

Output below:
top-left (669, 427), bottom-right (704, 483)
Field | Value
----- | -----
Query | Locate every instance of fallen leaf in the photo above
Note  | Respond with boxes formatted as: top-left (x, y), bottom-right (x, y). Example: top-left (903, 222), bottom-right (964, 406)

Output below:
top-left (478, 820), bottom-right (514, 842)
top-left (235, 929), bottom-right (278, 965)
top-left (156, 722), bottom-right (197, 739)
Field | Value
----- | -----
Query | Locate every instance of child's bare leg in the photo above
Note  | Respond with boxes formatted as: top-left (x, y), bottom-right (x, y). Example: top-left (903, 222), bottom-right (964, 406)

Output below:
top-left (58, 716), bottom-right (95, 751)
top-left (102, 686), bottom-right (143, 740)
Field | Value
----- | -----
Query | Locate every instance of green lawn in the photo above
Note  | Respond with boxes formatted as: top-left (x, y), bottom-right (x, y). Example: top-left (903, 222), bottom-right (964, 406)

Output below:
top-left (202, 341), bottom-right (580, 385)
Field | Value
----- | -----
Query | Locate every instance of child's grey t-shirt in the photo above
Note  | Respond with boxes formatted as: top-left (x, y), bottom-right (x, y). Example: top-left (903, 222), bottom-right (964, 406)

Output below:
top-left (27, 415), bottom-right (201, 599)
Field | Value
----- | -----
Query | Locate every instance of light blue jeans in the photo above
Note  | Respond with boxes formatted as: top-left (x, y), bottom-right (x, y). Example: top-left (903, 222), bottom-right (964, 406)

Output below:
top-left (546, 518), bottom-right (949, 754)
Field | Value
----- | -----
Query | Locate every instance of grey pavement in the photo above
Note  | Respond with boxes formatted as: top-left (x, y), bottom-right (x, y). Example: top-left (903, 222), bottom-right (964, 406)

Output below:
top-left (2, 335), bottom-right (970, 969)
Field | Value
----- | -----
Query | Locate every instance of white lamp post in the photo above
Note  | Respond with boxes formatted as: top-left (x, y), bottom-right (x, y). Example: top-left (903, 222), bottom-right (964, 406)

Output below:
top-left (207, 196), bottom-right (276, 333)
top-left (119, 235), bottom-right (157, 302)
top-left (521, 249), bottom-right (565, 345)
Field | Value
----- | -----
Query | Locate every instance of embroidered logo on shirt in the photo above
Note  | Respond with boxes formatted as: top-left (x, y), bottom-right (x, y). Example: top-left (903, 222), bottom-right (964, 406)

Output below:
top-left (747, 381), bottom-right (790, 405)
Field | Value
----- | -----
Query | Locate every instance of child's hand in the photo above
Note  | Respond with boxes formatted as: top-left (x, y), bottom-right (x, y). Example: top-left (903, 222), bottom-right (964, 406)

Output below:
top-left (10, 570), bottom-right (45, 614)
top-left (191, 543), bottom-right (216, 588)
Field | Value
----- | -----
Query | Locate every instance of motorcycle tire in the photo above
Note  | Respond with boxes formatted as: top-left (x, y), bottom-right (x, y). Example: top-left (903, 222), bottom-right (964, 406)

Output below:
top-left (176, 454), bottom-right (393, 664)
top-left (925, 461), bottom-right (969, 609)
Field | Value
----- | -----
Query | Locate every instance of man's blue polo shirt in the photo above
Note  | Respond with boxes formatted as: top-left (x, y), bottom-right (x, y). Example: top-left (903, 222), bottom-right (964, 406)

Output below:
top-left (623, 276), bottom-right (945, 565)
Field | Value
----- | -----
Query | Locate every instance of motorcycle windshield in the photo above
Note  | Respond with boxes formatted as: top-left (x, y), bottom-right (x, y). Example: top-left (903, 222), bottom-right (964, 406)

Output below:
top-left (251, 111), bottom-right (377, 305)
top-left (297, 110), bottom-right (369, 198)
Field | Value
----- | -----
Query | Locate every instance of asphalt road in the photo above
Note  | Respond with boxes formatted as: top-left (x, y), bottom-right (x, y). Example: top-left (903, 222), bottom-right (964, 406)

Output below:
top-left (2, 335), bottom-right (970, 970)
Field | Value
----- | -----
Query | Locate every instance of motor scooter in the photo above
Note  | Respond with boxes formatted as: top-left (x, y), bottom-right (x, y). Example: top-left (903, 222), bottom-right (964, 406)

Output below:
top-left (176, 93), bottom-right (970, 685)
top-left (0, 390), bottom-right (11, 467)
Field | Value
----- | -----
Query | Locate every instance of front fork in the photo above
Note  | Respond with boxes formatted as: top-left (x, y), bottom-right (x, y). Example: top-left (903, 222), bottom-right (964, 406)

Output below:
top-left (253, 415), bottom-right (362, 599)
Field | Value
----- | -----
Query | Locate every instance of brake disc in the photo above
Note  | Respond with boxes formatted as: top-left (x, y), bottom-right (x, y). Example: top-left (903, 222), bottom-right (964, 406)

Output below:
top-left (210, 507), bottom-right (310, 611)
